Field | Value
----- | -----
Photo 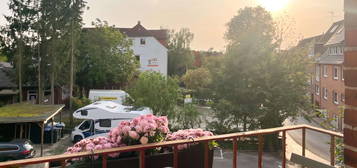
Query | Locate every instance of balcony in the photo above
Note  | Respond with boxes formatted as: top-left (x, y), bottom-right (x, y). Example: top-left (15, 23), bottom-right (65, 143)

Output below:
top-left (0, 124), bottom-right (343, 168)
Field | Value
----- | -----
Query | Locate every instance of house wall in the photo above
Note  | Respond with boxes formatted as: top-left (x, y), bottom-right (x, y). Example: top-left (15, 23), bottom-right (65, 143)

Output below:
top-left (22, 87), bottom-right (68, 105)
top-left (344, 0), bottom-right (357, 165)
top-left (312, 64), bottom-right (345, 120)
top-left (130, 37), bottom-right (168, 76)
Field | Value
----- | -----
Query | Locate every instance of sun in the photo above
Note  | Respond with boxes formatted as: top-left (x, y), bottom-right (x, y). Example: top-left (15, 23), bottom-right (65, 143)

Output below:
top-left (257, 0), bottom-right (290, 12)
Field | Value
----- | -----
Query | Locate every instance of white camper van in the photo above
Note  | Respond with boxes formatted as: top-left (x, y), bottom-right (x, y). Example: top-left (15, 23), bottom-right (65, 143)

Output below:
top-left (88, 90), bottom-right (129, 104)
top-left (71, 101), bottom-right (152, 143)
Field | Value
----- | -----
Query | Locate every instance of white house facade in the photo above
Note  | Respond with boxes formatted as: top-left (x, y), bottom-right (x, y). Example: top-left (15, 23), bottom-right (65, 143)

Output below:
top-left (118, 22), bottom-right (168, 76)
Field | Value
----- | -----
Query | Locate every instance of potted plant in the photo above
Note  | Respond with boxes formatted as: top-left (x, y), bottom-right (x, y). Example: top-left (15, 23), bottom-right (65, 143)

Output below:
top-left (65, 115), bottom-right (216, 168)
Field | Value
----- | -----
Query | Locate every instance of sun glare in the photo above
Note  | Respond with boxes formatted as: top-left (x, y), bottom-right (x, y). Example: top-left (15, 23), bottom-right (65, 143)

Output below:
top-left (257, 0), bottom-right (290, 12)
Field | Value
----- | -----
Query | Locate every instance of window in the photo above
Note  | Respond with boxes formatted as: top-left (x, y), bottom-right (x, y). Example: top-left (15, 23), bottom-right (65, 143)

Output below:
top-left (315, 85), bottom-right (320, 95)
top-left (135, 55), bottom-right (140, 63)
top-left (79, 120), bottom-right (91, 131)
top-left (316, 65), bottom-right (320, 81)
top-left (99, 119), bottom-right (111, 127)
top-left (329, 25), bottom-right (338, 33)
top-left (0, 145), bottom-right (19, 152)
top-left (140, 38), bottom-right (146, 45)
top-left (333, 66), bottom-right (339, 80)
top-left (333, 91), bottom-right (339, 104)
top-left (323, 65), bottom-right (328, 77)
top-left (337, 47), bottom-right (343, 55)
top-left (341, 93), bottom-right (345, 102)
top-left (323, 88), bottom-right (328, 100)
top-left (81, 110), bottom-right (88, 116)
top-left (341, 67), bottom-right (344, 80)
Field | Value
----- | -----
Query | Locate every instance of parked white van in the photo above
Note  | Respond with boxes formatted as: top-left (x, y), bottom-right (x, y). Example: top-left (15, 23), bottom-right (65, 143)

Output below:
top-left (71, 101), bottom-right (152, 143)
top-left (88, 90), bottom-right (129, 104)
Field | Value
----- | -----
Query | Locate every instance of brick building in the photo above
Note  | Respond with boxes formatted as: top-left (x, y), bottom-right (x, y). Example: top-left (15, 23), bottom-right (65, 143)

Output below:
top-left (300, 20), bottom-right (345, 130)
top-left (344, 0), bottom-right (357, 165)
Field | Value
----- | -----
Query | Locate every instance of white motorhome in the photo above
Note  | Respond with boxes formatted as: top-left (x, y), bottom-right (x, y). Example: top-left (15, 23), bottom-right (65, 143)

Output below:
top-left (88, 90), bottom-right (129, 104)
top-left (71, 101), bottom-right (152, 143)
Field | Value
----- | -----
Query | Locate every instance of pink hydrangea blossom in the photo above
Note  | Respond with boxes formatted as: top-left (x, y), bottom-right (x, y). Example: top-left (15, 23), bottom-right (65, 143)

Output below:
top-left (140, 136), bottom-right (149, 145)
top-left (166, 129), bottom-right (214, 150)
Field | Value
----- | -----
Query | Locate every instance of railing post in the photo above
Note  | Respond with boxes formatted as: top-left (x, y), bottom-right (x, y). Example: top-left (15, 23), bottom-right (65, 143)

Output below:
top-left (102, 154), bottom-right (107, 168)
top-left (61, 160), bottom-right (66, 168)
top-left (258, 135), bottom-right (264, 168)
top-left (330, 135), bottom-right (335, 166)
top-left (282, 131), bottom-right (286, 168)
top-left (173, 145), bottom-right (178, 168)
top-left (204, 141), bottom-right (209, 168)
top-left (233, 137), bottom-right (238, 168)
top-left (302, 127), bottom-right (306, 157)
top-left (140, 150), bottom-right (145, 168)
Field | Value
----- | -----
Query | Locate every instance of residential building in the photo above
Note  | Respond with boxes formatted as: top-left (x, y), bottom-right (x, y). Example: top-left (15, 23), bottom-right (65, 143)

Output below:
top-left (0, 62), bottom-right (17, 105)
top-left (300, 20), bottom-right (345, 131)
top-left (118, 21), bottom-right (168, 76)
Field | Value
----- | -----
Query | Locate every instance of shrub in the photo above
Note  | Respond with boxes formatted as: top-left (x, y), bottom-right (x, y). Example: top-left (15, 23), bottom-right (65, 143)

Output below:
top-left (71, 97), bottom-right (91, 110)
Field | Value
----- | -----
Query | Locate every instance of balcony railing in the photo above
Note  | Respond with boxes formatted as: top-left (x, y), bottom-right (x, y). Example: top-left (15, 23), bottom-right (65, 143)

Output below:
top-left (0, 124), bottom-right (343, 168)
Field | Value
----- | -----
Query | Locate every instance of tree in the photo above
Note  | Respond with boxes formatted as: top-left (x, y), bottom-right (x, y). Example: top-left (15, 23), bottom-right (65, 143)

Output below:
top-left (208, 7), bottom-right (310, 150)
top-left (168, 28), bottom-right (194, 76)
top-left (175, 104), bottom-right (201, 129)
top-left (76, 20), bottom-right (137, 93)
top-left (68, 0), bottom-right (86, 110)
top-left (181, 67), bottom-right (212, 101)
top-left (2, 0), bottom-right (37, 103)
top-left (128, 72), bottom-right (180, 118)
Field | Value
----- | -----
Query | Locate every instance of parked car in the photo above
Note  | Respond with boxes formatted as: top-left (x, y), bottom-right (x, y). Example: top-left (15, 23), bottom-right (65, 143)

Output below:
top-left (0, 139), bottom-right (36, 161)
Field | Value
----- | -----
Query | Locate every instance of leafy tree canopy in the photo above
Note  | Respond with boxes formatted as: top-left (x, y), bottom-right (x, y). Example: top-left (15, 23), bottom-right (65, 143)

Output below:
top-left (209, 7), bottom-right (310, 135)
top-left (76, 20), bottom-right (138, 91)
top-left (128, 71), bottom-right (180, 119)
top-left (168, 28), bottom-right (194, 77)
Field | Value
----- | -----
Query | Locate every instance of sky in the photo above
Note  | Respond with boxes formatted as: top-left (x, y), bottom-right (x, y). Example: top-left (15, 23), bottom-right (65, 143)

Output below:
top-left (0, 0), bottom-right (343, 51)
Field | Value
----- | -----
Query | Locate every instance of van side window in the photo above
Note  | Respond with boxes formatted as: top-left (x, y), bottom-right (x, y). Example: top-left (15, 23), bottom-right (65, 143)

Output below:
top-left (81, 110), bottom-right (88, 116)
top-left (99, 119), bottom-right (111, 127)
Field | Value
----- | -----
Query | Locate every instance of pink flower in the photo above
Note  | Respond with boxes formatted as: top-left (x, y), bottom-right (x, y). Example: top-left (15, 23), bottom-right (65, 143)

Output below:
top-left (108, 152), bottom-right (120, 158)
top-left (140, 136), bottom-right (149, 144)
top-left (122, 126), bottom-right (132, 135)
top-left (177, 144), bottom-right (188, 150)
top-left (94, 145), bottom-right (103, 150)
top-left (85, 143), bottom-right (95, 151)
top-left (116, 136), bottom-right (122, 143)
top-left (129, 131), bottom-right (139, 140)
top-left (135, 125), bottom-right (143, 133)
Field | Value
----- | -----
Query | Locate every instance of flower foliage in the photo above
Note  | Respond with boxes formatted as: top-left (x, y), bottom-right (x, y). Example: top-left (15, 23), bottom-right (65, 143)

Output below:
top-left (66, 114), bottom-right (169, 159)
top-left (65, 115), bottom-right (215, 160)
top-left (108, 114), bottom-right (169, 146)
top-left (166, 129), bottom-right (214, 150)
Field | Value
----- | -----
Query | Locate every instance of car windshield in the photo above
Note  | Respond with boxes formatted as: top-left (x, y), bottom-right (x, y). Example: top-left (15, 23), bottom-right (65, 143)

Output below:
top-left (79, 120), bottom-right (91, 130)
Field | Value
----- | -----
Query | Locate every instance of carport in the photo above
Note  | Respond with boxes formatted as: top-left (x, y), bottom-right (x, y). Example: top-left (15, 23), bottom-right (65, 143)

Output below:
top-left (0, 103), bottom-right (65, 156)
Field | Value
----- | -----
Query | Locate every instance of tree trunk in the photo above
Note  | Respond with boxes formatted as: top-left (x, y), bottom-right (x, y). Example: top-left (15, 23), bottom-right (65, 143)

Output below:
top-left (18, 50), bottom-right (23, 103)
top-left (37, 46), bottom-right (42, 104)
top-left (243, 116), bottom-right (247, 132)
top-left (51, 71), bottom-right (55, 104)
top-left (69, 19), bottom-right (75, 126)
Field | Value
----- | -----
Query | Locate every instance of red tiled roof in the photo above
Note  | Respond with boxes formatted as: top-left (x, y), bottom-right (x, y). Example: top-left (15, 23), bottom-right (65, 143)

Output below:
top-left (117, 21), bottom-right (168, 47)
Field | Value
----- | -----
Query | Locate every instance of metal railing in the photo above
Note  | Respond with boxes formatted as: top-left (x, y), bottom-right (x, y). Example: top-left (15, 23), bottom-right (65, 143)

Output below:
top-left (0, 124), bottom-right (343, 168)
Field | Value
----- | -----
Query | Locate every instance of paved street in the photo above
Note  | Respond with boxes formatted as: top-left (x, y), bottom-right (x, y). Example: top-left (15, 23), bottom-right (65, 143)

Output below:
top-left (284, 116), bottom-right (331, 161)
top-left (213, 149), bottom-right (283, 168)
